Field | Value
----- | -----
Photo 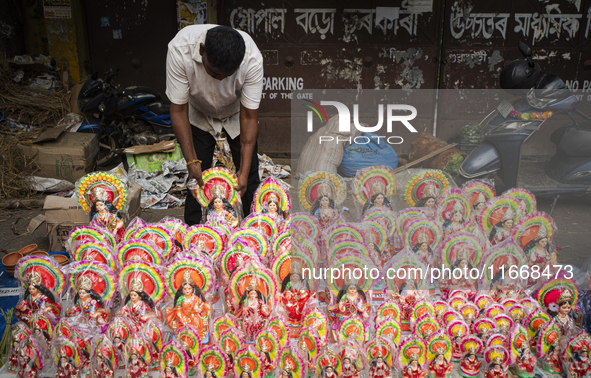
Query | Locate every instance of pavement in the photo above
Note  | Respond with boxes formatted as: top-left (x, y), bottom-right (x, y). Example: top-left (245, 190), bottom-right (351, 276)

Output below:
top-left (0, 193), bottom-right (589, 273)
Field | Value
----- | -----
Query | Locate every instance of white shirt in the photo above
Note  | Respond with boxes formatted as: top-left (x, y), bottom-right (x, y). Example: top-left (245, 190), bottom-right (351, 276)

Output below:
top-left (165, 24), bottom-right (264, 139)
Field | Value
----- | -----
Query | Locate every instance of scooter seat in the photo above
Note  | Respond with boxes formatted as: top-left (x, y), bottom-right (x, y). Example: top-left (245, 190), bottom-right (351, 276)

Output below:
top-left (552, 123), bottom-right (591, 157)
top-left (146, 101), bottom-right (170, 115)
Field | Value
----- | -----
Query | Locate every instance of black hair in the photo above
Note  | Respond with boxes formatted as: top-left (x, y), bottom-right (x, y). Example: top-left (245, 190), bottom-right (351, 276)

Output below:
top-left (99, 356), bottom-right (113, 371)
top-left (238, 289), bottom-right (266, 308)
top-left (362, 193), bottom-right (393, 215)
top-left (124, 290), bottom-right (155, 311)
top-left (204, 26), bottom-right (245, 75)
top-left (452, 258), bottom-right (473, 271)
top-left (239, 372), bottom-right (253, 378)
top-left (204, 372), bottom-right (218, 378)
top-left (262, 198), bottom-right (285, 218)
top-left (416, 196), bottom-right (435, 208)
top-left (412, 242), bottom-right (433, 256)
top-left (174, 283), bottom-right (206, 307)
top-left (90, 199), bottom-right (122, 220)
top-left (310, 195), bottom-right (335, 216)
top-left (442, 211), bottom-right (465, 231)
top-left (490, 270), bottom-right (504, 287)
top-left (523, 237), bottom-right (548, 256)
top-left (280, 372), bottom-right (294, 378)
top-left (24, 284), bottom-right (57, 305)
top-left (74, 289), bottom-right (104, 308)
top-left (336, 284), bottom-right (367, 304)
top-left (165, 366), bottom-right (179, 378)
top-left (206, 196), bottom-right (237, 219)
top-left (280, 273), bottom-right (309, 293)
top-left (489, 219), bottom-right (513, 242)
top-left (128, 354), bottom-right (146, 365)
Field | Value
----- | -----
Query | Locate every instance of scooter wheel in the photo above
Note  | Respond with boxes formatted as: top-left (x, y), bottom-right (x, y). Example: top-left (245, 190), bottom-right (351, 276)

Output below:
top-left (97, 133), bottom-right (119, 167)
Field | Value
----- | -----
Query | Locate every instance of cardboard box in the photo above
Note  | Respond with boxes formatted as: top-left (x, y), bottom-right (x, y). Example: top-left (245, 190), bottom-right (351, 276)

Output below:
top-left (126, 143), bottom-right (183, 173)
top-left (19, 132), bottom-right (99, 182)
top-left (44, 185), bottom-right (142, 251)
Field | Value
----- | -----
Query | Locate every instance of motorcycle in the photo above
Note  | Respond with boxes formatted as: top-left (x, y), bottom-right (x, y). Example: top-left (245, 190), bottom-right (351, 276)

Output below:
top-left (458, 42), bottom-right (591, 212)
top-left (77, 69), bottom-right (174, 166)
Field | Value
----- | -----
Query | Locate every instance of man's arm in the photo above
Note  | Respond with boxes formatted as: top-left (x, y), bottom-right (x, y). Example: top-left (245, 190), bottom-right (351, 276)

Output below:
top-left (171, 103), bottom-right (203, 190)
top-left (235, 103), bottom-right (258, 196)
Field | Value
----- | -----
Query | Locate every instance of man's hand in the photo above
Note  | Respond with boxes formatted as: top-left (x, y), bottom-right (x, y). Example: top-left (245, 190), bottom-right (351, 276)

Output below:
top-left (236, 104), bottom-right (258, 198)
top-left (171, 102), bottom-right (202, 196)
top-left (234, 171), bottom-right (248, 196)
top-left (188, 162), bottom-right (204, 197)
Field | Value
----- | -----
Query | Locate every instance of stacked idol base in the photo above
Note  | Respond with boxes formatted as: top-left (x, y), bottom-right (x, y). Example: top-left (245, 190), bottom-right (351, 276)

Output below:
top-left (4, 167), bottom-right (588, 378)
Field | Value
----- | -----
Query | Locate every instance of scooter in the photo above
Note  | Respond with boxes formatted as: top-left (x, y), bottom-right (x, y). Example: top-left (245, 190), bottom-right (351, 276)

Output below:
top-left (77, 69), bottom-right (174, 166)
top-left (458, 42), bottom-right (591, 212)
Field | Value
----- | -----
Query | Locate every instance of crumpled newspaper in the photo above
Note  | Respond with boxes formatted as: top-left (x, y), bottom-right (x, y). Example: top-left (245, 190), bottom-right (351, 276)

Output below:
top-left (128, 160), bottom-right (188, 209)
top-left (258, 154), bottom-right (290, 179)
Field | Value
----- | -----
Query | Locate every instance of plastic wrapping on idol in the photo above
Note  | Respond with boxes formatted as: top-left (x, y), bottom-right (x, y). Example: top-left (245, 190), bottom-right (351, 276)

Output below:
top-left (438, 232), bottom-right (483, 294)
top-left (383, 250), bottom-right (430, 325)
top-left (351, 165), bottom-right (398, 219)
top-left (117, 261), bottom-right (166, 331)
top-left (199, 344), bottom-right (229, 378)
top-left (509, 324), bottom-right (536, 378)
top-left (338, 339), bottom-right (365, 378)
top-left (479, 196), bottom-right (521, 248)
top-left (435, 188), bottom-right (472, 239)
top-left (402, 217), bottom-right (442, 268)
top-left (229, 228), bottom-right (271, 265)
top-left (325, 252), bottom-right (374, 343)
top-left (562, 331), bottom-right (591, 378)
top-left (124, 335), bottom-right (151, 378)
top-left (297, 171), bottom-right (346, 230)
top-left (461, 179), bottom-right (496, 224)
top-left (511, 211), bottom-right (558, 286)
top-left (117, 239), bottom-right (164, 266)
top-left (255, 328), bottom-right (281, 372)
top-left (72, 240), bottom-right (118, 271)
top-left (358, 220), bottom-right (392, 266)
top-left (160, 339), bottom-right (189, 378)
top-left (183, 224), bottom-right (226, 261)
top-left (64, 260), bottom-right (117, 331)
top-left (188, 167), bottom-right (243, 230)
top-left (274, 247), bottom-right (318, 339)
top-left (176, 325), bottom-right (200, 376)
top-left (232, 345), bottom-right (263, 377)
top-left (53, 336), bottom-right (81, 378)
top-left (478, 239), bottom-right (527, 293)
top-left (7, 322), bottom-right (31, 373)
top-left (228, 261), bottom-right (277, 343)
top-left (66, 226), bottom-right (115, 259)
top-left (15, 255), bottom-right (65, 324)
top-left (536, 320), bottom-right (562, 374)
top-left (501, 188), bottom-right (536, 219)
top-left (401, 169), bottom-right (453, 219)
top-left (297, 326), bottom-right (322, 373)
top-left (426, 331), bottom-right (453, 378)
top-left (483, 345), bottom-right (509, 378)
top-left (241, 213), bottom-right (279, 242)
top-left (397, 334), bottom-right (426, 378)
top-left (92, 335), bottom-right (117, 378)
top-left (215, 325), bottom-right (243, 368)
top-left (16, 337), bottom-right (43, 378)
top-left (160, 217), bottom-right (188, 258)
top-left (165, 255), bottom-right (215, 342)
top-left (251, 176), bottom-right (291, 227)
top-left (278, 345), bottom-right (306, 378)
top-left (124, 216), bottom-right (148, 241)
top-left (537, 278), bottom-right (582, 338)
top-left (133, 224), bottom-right (176, 262)
top-left (77, 172), bottom-right (128, 242)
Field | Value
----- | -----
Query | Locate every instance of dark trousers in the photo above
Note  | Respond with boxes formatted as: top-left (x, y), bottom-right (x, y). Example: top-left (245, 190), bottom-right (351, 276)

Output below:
top-left (184, 126), bottom-right (260, 226)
